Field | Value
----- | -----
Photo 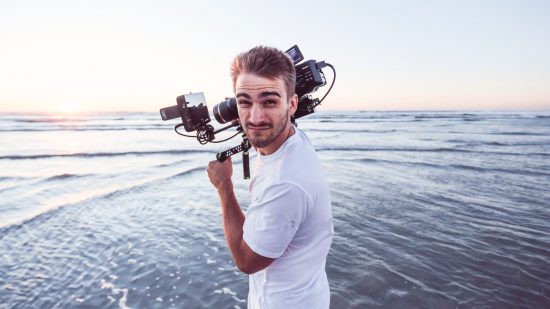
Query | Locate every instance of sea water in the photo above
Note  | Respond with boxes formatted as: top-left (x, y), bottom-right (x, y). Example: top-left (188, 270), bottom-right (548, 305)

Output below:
top-left (0, 111), bottom-right (549, 308)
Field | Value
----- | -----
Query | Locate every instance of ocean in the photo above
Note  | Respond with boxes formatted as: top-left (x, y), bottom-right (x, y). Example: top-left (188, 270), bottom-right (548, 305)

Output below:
top-left (0, 111), bottom-right (549, 308)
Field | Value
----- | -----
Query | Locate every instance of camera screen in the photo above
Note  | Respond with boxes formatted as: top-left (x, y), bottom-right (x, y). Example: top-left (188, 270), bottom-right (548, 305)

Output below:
top-left (285, 45), bottom-right (304, 64)
top-left (183, 92), bottom-right (207, 108)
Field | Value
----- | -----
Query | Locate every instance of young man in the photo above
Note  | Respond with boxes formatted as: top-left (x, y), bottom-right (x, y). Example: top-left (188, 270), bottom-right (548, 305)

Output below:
top-left (207, 46), bottom-right (333, 308)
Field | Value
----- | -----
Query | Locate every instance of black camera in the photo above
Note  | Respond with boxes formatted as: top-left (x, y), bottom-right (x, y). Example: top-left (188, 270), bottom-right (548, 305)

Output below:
top-left (160, 92), bottom-right (210, 132)
top-left (213, 97), bottom-right (238, 124)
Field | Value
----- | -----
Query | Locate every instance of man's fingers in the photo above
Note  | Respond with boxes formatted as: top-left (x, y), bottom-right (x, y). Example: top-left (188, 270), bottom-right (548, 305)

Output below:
top-left (207, 156), bottom-right (233, 187)
top-left (209, 156), bottom-right (231, 167)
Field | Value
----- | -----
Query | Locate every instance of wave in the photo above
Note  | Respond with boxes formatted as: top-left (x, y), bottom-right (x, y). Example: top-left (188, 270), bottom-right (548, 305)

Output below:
top-left (481, 141), bottom-right (507, 146)
top-left (101, 167), bottom-right (205, 200)
top-left (313, 114), bottom-right (391, 120)
top-left (0, 174), bottom-right (95, 195)
top-left (317, 146), bottom-right (550, 157)
top-left (414, 114), bottom-right (481, 119)
top-left (317, 146), bottom-right (475, 153)
top-left (356, 158), bottom-right (550, 177)
top-left (0, 166), bottom-right (206, 230)
top-left (310, 113), bottom-right (414, 122)
top-left (0, 149), bottom-right (216, 160)
top-left (153, 159), bottom-right (188, 168)
top-left (358, 158), bottom-right (443, 169)
top-left (309, 113), bottom-right (549, 124)
top-left (446, 140), bottom-right (546, 147)
top-left (45, 173), bottom-right (90, 181)
top-left (0, 176), bottom-right (29, 181)
top-left (13, 118), bottom-right (91, 123)
top-left (307, 128), bottom-right (397, 133)
top-left (489, 132), bottom-right (548, 136)
top-left (316, 119), bottom-right (388, 123)
top-left (3, 147), bottom-right (545, 163)
top-left (0, 115), bottom-right (150, 123)
top-left (448, 164), bottom-right (550, 177)
top-left (174, 166), bottom-right (205, 177)
top-left (0, 125), bottom-right (171, 132)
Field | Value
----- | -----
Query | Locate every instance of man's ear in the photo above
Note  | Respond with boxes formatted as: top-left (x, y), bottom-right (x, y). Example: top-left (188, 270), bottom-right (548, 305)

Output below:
top-left (288, 94), bottom-right (298, 116)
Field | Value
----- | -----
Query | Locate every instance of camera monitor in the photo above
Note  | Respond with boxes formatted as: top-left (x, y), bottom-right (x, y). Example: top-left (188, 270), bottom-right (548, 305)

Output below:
top-left (160, 92), bottom-right (210, 132)
top-left (285, 45), bottom-right (304, 64)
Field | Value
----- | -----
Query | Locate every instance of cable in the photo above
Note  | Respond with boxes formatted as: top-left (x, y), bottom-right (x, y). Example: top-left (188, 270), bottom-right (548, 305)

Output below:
top-left (210, 131), bottom-right (241, 143)
top-left (174, 123), bottom-right (197, 138)
top-left (317, 63), bottom-right (336, 104)
top-left (175, 123), bottom-right (241, 144)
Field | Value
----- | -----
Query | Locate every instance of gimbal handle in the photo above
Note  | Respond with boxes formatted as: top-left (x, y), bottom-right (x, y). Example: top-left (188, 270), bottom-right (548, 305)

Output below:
top-left (216, 134), bottom-right (252, 179)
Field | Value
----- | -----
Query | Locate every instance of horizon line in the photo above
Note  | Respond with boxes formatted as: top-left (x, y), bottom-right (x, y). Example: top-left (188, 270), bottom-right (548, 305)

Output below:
top-left (1, 108), bottom-right (550, 116)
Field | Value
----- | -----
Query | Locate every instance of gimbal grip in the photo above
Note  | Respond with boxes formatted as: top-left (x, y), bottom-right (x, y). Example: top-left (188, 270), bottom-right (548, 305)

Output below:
top-left (216, 152), bottom-right (227, 162)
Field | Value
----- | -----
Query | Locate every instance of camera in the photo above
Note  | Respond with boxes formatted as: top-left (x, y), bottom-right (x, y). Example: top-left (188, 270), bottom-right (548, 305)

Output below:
top-left (160, 92), bottom-right (210, 132)
top-left (213, 97), bottom-right (238, 124)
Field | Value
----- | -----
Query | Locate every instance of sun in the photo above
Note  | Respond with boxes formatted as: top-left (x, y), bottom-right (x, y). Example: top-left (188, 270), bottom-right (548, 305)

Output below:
top-left (54, 101), bottom-right (81, 115)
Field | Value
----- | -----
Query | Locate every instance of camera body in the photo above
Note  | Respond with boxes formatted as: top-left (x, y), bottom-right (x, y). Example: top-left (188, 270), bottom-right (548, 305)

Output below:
top-left (160, 92), bottom-right (210, 132)
top-left (295, 59), bottom-right (326, 98)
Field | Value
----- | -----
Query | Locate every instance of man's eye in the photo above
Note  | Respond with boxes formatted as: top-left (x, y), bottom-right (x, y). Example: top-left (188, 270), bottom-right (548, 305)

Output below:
top-left (265, 100), bottom-right (277, 106)
top-left (238, 101), bottom-right (251, 107)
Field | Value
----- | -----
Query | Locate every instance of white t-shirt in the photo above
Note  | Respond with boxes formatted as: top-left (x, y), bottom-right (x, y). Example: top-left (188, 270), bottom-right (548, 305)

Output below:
top-left (243, 127), bottom-right (333, 309)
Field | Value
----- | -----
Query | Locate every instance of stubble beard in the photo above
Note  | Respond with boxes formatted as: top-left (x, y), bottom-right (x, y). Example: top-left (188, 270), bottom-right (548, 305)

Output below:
top-left (246, 111), bottom-right (289, 149)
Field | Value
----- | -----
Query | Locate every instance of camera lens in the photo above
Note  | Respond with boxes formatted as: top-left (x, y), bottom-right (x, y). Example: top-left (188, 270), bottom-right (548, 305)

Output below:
top-left (213, 97), bottom-right (238, 124)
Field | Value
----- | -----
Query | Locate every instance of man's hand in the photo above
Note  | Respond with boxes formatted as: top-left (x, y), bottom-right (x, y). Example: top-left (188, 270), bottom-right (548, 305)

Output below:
top-left (207, 157), bottom-right (233, 191)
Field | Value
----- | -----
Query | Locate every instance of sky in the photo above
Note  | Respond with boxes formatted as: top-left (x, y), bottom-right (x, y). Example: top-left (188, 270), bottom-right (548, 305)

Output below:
top-left (1, 0), bottom-right (549, 113)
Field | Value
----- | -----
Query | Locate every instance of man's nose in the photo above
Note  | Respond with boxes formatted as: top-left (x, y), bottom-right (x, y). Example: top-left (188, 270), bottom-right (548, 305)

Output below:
top-left (249, 103), bottom-right (265, 124)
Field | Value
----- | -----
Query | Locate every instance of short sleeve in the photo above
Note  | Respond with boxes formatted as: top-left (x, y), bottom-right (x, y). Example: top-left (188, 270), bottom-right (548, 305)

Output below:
top-left (243, 182), bottom-right (309, 259)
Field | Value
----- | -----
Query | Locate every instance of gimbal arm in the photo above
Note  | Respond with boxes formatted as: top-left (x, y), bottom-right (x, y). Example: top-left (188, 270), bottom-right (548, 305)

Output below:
top-left (216, 133), bottom-right (252, 179)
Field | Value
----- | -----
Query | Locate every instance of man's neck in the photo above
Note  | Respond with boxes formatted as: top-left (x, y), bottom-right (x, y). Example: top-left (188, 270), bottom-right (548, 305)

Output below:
top-left (257, 124), bottom-right (295, 156)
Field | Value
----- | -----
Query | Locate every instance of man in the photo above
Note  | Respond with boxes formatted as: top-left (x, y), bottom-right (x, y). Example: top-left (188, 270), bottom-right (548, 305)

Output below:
top-left (207, 46), bottom-right (333, 308)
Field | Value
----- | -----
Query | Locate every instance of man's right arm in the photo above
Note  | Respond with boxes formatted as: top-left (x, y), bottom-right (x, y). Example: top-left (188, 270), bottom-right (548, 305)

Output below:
top-left (207, 157), bottom-right (275, 274)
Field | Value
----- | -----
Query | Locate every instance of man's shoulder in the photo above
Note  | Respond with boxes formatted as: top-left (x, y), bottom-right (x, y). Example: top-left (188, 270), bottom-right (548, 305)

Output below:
top-left (281, 131), bottom-right (323, 177)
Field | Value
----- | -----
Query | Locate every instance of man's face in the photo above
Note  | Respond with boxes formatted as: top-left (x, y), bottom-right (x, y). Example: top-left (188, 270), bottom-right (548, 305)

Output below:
top-left (235, 73), bottom-right (297, 155)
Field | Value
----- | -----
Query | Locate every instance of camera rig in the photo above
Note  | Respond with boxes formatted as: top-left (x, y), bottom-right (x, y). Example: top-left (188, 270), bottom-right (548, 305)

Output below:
top-left (160, 45), bottom-right (336, 179)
